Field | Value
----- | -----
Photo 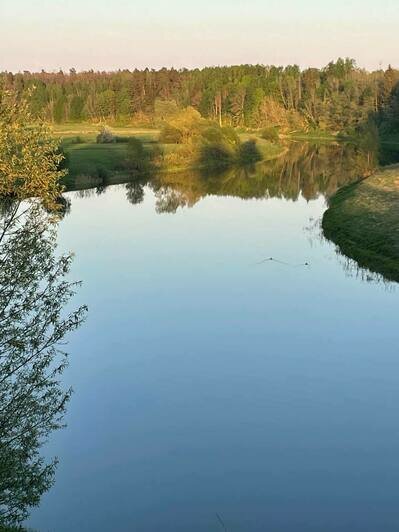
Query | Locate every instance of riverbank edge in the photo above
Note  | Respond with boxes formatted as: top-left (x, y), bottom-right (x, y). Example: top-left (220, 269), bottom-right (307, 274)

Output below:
top-left (322, 164), bottom-right (399, 283)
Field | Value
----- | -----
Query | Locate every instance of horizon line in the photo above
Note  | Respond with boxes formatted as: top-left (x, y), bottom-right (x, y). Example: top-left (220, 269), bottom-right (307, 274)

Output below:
top-left (2, 59), bottom-right (396, 76)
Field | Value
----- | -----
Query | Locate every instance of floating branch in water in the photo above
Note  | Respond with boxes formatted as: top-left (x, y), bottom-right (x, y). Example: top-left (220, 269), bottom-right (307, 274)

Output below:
top-left (257, 257), bottom-right (310, 267)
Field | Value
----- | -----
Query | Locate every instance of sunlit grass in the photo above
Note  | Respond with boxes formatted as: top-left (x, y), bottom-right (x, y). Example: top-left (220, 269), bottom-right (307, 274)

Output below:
top-left (322, 166), bottom-right (399, 282)
top-left (52, 123), bottom-right (160, 142)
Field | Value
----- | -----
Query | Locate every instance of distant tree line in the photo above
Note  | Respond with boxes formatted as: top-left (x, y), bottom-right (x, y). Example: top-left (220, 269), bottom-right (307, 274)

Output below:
top-left (1, 58), bottom-right (399, 134)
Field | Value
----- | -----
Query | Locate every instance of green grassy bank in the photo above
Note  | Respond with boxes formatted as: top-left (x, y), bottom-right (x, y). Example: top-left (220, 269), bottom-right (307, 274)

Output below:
top-left (322, 166), bottom-right (399, 282)
top-left (57, 125), bottom-right (158, 186)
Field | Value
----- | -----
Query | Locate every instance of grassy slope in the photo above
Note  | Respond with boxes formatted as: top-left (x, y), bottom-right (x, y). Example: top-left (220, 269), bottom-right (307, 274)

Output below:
top-left (322, 166), bottom-right (399, 282)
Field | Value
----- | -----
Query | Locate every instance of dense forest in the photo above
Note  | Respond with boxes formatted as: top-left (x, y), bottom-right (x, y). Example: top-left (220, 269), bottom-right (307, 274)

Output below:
top-left (1, 59), bottom-right (399, 135)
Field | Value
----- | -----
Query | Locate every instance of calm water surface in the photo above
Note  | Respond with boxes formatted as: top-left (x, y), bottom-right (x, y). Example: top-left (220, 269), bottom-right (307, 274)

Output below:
top-left (30, 143), bottom-right (399, 532)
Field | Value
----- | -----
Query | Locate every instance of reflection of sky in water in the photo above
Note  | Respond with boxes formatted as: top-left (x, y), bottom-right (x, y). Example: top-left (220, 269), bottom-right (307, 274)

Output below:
top-left (30, 182), bottom-right (398, 532)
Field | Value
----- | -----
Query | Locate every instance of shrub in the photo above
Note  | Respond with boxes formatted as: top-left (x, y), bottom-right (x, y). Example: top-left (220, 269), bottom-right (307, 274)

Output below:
top-left (199, 144), bottom-right (234, 168)
top-left (220, 126), bottom-right (241, 149)
top-left (96, 127), bottom-right (116, 144)
top-left (201, 126), bottom-right (224, 145)
top-left (159, 124), bottom-right (183, 144)
top-left (163, 107), bottom-right (203, 144)
top-left (125, 137), bottom-right (152, 174)
top-left (201, 126), bottom-right (239, 148)
top-left (260, 127), bottom-right (280, 143)
top-left (237, 139), bottom-right (262, 164)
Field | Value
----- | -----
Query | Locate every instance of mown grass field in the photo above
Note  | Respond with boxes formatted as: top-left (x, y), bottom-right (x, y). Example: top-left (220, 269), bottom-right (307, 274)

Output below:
top-left (57, 124), bottom-right (160, 184)
top-left (63, 142), bottom-right (128, 182)
top-left (53, 123), bottom-right (160, 143)
top-left (322, 166), bottom-right (399, 282)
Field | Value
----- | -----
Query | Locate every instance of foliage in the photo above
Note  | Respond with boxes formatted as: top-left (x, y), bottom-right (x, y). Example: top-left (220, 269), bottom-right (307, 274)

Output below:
top-left (201, 125), bottom-right (240, 149)
top-left (0, 91), bottom-right (65, 209)
top-left (149, 141), bottom-right (380, 212)
top-left (338, 120), bottom-right (380, 151)
top-left (125, 181), bottom-right (145, 205)
top-left (159, 124), bottom-right (183, 144)
top-left (96, 127), bottom-right (116, 144)
top-left (61, 141), bottom-right (383, 214)
top-left (260, 127), bottom-right (280, 143)
top-left (4, 59), bottom-right (397, 135)
top-left (154, 99), bottom-right (179, 123)
top-left (125, 137), bottom-right (154, 175)
top-left (0, 90), bottom-right (85, 526)
top-left (198, 144), bottom-right (234, 169)
top-left (57, 145), bottom-right (70, 171)
top-left (162, 107), bottom-right (204, 144)
top-left (0, 203), bottom-right (87, 528)
top-left (198, 125), bottom-right (250, 167)
top-left (159, 111), bottom-right (260, 169)
top-left (237, 140), bottom-right (262, 164)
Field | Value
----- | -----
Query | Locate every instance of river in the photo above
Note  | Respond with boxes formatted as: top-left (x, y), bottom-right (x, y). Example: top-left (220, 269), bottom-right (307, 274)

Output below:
top-left (30, 141), bottom-right (399, 532)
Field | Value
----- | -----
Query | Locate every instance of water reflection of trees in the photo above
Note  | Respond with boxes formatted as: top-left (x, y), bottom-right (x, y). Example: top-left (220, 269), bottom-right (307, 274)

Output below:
top-left (150, 142), bottom-right (378, 213)
top-left (0, 202), bottom-right (86, 529)
top-left (62, 142), bottom-right (379, 215)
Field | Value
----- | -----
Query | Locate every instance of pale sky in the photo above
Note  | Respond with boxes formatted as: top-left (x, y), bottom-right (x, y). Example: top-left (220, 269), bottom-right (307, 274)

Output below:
top-left (1, 0), bottom-right (398, 72)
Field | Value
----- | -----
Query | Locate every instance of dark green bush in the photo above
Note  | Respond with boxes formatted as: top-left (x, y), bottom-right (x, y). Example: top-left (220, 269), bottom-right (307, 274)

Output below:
top-left (237, 139), bottom-right (262, 164)
top-left (125, 137), bottom-right (152, 174)
top-left (199, 144), bottom-right (233, 168)
top-left (260, 127), bottom-right (280, 143)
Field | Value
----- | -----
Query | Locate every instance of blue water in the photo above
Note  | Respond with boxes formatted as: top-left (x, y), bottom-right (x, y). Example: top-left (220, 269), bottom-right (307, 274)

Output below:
top-left (30, 168), bottom-right (399, 531)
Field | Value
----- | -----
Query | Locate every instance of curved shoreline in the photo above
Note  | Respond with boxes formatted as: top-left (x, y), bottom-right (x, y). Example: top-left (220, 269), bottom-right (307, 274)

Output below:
top-left (322, 165), bottom-right (399, 283)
